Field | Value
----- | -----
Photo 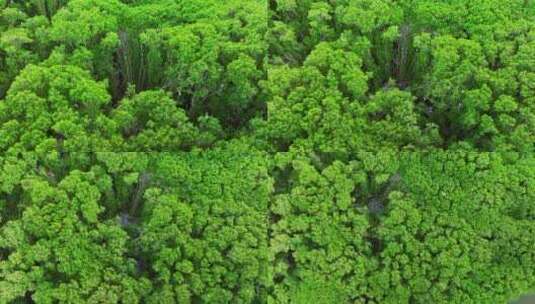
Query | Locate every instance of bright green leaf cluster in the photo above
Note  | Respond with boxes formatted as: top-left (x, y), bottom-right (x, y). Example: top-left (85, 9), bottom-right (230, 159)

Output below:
top-left (1, 0), bottom-right (534, 303)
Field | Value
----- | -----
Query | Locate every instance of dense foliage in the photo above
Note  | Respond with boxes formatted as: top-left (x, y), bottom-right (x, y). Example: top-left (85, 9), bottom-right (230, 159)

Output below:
top-left (0, 0), bottom-right (534, 303)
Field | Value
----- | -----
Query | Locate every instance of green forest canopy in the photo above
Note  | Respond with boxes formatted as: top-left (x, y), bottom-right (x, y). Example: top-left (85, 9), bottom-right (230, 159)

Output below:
top-left (0, 0), bottom-right (534, 303)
